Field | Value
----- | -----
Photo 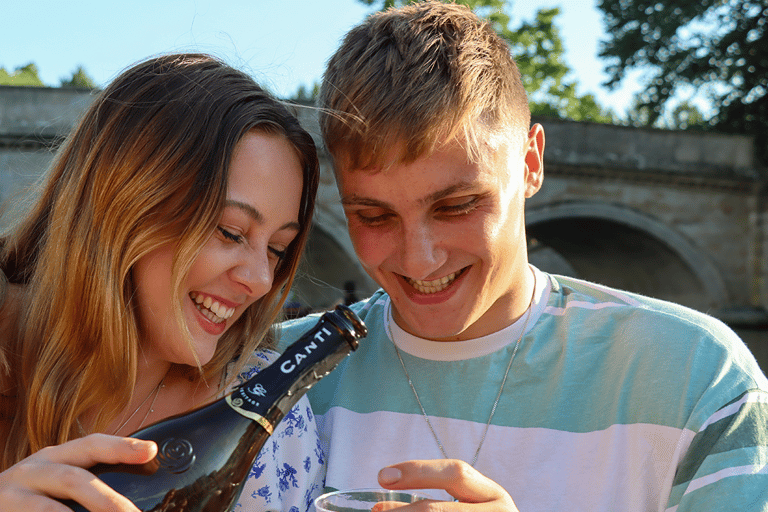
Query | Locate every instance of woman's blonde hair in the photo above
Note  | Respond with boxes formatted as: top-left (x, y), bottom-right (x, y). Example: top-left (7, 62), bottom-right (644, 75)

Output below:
top-left (319, 0), bottom-right (531, 171)
top-left (0, 53), bottom-right (319, 467)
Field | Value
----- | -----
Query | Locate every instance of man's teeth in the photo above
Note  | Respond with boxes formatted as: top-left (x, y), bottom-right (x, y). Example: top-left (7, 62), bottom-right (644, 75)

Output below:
top-left (408, 271), bottom-right (458, 294)
top-left (189, 292), bottom-right (235, 323)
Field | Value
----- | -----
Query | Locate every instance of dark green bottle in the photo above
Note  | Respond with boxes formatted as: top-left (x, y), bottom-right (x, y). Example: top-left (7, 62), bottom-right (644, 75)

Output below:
top-left (64, 305), bottom-right (366, 511)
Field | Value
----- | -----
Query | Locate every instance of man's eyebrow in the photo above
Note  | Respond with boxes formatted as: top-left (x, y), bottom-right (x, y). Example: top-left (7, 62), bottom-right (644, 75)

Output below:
top-left (340, 195), bottom-right (389, 208)
top-left (424, 181), bottom-right (475, 204)
top-left (224, 200), bottom-right (300, 231)
top-left (341, 181), bottom-right (476, 208)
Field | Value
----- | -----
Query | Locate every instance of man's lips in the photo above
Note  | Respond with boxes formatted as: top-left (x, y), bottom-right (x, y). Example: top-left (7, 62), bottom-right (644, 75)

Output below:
top-left (402, 267), bottom-right (468, 294)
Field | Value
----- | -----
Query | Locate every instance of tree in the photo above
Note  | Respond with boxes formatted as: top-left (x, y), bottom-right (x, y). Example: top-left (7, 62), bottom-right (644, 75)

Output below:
top-left (0, 63), bottom-right (45, 87)
top-left (506, 7), bottom-right (613, 122)
top-left (60, 65), bottom-right (96, 89)
top-left (0, 63), bottom-right (97, 89)
top-left (294, 82), bottom-right (319, 102)
top-left (598, 0), bottom-right (768, 164)
top-left (343, 0), bottom-right (613, 122)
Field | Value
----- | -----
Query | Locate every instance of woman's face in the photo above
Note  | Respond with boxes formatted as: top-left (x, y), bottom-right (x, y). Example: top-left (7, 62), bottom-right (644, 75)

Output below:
top-left (132, 130), bottom-right (304, 366)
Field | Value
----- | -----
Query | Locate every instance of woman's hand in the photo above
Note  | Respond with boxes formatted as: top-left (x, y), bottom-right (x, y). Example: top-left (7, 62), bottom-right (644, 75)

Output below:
top-left (377, 459), bottom-right (520, 511)
top-left (0, 434), bottom-right (156, 512)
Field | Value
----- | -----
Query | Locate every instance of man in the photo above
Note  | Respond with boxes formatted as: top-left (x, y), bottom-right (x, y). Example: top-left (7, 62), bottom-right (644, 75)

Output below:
top-left (278, 2), bottom-right (768, 509)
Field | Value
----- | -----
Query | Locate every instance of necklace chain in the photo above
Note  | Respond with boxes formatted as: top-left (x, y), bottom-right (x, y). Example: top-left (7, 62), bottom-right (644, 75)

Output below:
top-left (389, 283), bottom-right (535, 467)
top-left (112, 374), bottom-right (166, 435)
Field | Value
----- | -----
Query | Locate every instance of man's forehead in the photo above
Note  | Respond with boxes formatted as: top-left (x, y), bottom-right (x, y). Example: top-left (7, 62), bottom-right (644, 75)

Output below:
top-left (338, 148), bottom-right (518, 189)
top-left (334, 126), bottom-right (525, 177)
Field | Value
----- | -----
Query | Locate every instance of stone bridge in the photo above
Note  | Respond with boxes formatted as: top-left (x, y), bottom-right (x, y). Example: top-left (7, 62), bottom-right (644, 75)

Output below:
top-left (2, 86), bottom-right (767, 327)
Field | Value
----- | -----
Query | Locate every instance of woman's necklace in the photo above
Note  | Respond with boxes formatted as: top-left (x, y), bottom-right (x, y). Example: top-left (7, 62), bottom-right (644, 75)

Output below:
top-left (388, 281), bottom-right (535, 468)
top-left (112, 374), bottom-right (167, 435)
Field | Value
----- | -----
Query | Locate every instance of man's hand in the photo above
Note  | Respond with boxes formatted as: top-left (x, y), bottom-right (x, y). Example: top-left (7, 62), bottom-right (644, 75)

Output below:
top-left (378, 459), bottom-right (519, 510)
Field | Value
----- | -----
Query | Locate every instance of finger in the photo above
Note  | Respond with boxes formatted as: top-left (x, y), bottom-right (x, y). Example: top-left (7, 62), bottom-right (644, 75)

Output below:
top-left (372, 501), bottom-right (409, 511)
top-left (61, 470), bottom-right (141, 512)
top-left (14, 435), bottom-right (154, 512)
top-left (2, 491), bottom-right (78, 512)
top-left (10, 460), bottom-right (140, 512)
top-left (379, 459), bottom-right (509, 504)
top-left (34, 434), bottom-right (158, 468)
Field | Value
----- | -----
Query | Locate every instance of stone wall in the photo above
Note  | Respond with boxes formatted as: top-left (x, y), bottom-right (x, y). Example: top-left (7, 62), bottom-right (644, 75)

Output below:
top-left (0, 85), bottom-right (96, 228)
top-left (2, 87), bottom-right (765, 317)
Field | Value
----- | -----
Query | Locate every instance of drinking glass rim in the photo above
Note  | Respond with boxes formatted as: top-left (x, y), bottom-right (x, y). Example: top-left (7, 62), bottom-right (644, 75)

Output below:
top-left (314, 487), bottom-right (429, 506)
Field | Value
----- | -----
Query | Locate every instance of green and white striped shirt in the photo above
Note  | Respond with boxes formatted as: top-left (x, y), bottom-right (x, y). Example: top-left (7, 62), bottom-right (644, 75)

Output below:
top-left (278, 266), bottom-right (768, 511)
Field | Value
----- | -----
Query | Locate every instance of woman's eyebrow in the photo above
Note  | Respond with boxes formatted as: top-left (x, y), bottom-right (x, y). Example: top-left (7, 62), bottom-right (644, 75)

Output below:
top-left (226, 200), bottom-right (263, 224)
top-left (224, 200), bottom-right (300, 232)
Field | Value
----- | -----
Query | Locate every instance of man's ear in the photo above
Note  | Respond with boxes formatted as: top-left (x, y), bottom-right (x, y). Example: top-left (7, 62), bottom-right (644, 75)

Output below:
top-left (524, 123), bottom-right (545, 198)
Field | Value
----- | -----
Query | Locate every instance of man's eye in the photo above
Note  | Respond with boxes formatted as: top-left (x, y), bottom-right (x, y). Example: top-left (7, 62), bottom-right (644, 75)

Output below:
top-left (355, 211), bottom-right (394, 226)
top-left (218, 227), bottom-right (244, 243)
top-left (437, 197), bottom-right (479, 216)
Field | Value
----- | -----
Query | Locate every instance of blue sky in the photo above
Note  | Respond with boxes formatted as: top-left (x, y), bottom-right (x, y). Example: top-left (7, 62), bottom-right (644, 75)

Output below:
top-left (3, 0), bottom-right (643, 114)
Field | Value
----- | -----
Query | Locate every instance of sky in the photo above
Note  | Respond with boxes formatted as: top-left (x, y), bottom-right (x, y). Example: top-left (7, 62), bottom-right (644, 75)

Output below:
top-left (2, 0), bottom-right (644, 115)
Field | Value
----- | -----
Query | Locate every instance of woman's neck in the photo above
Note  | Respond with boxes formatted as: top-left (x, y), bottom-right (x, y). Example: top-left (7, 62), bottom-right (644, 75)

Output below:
top-left (105, 364), bottom-right (221, 436)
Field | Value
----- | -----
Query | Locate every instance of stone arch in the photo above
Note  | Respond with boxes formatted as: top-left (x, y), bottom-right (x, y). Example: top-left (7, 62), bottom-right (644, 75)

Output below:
top-left (526, 202), bottom-right (729, 311)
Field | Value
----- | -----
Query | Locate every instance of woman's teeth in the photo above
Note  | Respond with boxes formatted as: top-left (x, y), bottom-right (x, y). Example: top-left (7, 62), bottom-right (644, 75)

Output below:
top-left (189, 292), bottom-right (235, 324)
top-left (408, 271), bottom-right (459, 294)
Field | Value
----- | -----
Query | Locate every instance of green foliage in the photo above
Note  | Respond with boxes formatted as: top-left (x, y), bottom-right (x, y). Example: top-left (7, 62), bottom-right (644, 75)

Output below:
top-left (294, 82), bottom-right (320, 102)
top-left (0, 63), bottom-right (97, 89)
top-left (60, 66), bottom-right (97, 89)
top-left (598, 0), bottom-right (768, 163)
top-left (624, 98), bottom-right (708, 131)
top-left (668, 101), bottom-right (706, 131)
top-left (0, 63), bottom-right (45, 87)
top-left (504, 7), bottom-right (613, 122)
top-left (357, 0), bottom-right (400, 7)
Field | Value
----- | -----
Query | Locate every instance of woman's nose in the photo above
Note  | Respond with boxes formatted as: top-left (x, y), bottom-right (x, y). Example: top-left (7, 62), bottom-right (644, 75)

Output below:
top-left (229, 246), bottom-right (274, 299)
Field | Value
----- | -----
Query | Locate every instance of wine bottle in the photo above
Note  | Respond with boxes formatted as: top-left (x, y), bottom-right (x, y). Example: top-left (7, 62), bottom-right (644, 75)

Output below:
top-left (63, 304), bottom-right (367, 512)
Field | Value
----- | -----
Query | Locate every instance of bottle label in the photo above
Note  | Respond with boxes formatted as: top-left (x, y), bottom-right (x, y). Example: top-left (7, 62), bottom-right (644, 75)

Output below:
top-left (226, 394), bottom-right (275, 434)
top-left (226, 306), bottom-right (366, 432)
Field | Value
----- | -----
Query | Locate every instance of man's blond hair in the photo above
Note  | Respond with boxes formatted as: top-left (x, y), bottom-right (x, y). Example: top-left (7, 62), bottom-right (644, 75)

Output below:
top-left (319, 0), bottom-right (531, 171)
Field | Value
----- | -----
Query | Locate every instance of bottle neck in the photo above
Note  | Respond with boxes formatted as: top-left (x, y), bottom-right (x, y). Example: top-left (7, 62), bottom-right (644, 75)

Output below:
top-left (227, 308), bottom-right (364, 432)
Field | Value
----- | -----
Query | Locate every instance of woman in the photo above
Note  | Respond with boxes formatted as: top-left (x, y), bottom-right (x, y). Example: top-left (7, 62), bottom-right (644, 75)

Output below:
top-left (0, 53), bottom-right (321, 511)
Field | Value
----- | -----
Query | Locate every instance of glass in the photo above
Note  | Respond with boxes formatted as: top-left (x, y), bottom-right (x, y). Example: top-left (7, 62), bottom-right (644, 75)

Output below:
top-left (314, 488), bottom-right (429, 511)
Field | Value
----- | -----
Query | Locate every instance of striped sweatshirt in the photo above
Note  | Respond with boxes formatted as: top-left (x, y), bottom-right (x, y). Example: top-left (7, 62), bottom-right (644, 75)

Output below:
top-left (277, 266), bottom-right (768, 511)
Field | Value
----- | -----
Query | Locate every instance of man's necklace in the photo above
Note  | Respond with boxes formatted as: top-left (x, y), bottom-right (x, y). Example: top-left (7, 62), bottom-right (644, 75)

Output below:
top-left (388, 284), bottom-right (535, 468)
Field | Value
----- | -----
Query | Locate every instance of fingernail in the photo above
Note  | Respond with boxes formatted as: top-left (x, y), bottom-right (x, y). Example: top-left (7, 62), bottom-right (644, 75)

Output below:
top-left (130, 439), bottom-right (157, 455)
top-left (378, 467), bottom-right (402, 485)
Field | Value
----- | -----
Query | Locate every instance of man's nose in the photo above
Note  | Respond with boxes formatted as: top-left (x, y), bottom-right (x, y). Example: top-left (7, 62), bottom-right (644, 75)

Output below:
top-left (398, 223), bottom-right (447, 280)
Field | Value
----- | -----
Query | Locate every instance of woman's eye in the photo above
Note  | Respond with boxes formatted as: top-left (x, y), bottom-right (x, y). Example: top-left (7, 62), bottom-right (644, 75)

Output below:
top-left (218, 226), bottom-right (244, 243)
top-left (269, 246), bottom-right (288, 261)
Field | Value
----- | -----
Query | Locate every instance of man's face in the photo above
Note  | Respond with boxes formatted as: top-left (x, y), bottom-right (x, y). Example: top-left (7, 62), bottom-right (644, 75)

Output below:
top-left (338, 126), bottom-right (544, 341)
